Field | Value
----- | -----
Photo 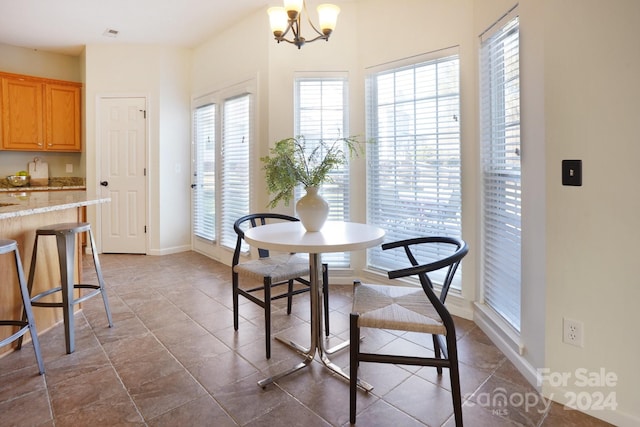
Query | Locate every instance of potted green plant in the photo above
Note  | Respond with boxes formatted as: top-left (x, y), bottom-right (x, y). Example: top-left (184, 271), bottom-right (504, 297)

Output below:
top-left (261, 135), bottom-right (365, 230)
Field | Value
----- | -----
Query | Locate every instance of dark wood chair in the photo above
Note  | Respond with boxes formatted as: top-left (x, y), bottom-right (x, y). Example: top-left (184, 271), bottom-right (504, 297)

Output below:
top-left (232, 213), bottom-right (330, 359)
top-left (349, 236), bottom-right (468, 426)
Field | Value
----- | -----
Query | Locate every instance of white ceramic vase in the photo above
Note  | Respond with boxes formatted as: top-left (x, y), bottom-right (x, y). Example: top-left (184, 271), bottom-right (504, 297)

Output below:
top-left (296, 187), bottom-right (329, 232)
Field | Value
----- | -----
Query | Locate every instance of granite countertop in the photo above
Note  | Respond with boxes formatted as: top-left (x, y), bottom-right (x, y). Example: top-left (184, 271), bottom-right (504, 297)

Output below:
top-left (0, 190), bottom-right (110, 220)
top-left (0, 177), bottom-right (85, 192)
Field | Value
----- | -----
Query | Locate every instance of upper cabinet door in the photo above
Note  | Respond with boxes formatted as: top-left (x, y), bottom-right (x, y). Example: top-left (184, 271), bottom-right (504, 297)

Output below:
top-left (1, 77), bottom-right (45, 151)
top-left (0, 73), bottom-right (82, 152)
top-left (45, 83), bottom-right (81, 152)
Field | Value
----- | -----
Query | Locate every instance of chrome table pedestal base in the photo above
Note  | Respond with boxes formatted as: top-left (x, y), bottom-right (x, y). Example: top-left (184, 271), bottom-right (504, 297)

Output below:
top-left (257, 253), bottom-right (373, 392)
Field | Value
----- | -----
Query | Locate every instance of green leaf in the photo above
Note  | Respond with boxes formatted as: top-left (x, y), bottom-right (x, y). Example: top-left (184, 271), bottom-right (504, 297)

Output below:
top-left (261, 135), bottom-right (368, 208)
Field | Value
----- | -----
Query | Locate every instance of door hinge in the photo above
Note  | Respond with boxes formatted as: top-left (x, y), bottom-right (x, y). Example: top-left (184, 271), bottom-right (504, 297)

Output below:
top-left (144, 168), bottom-right (147, 176)
top-left (144, 225), bottom-right (147, 233)
top-left (139, 109), bottom-right (146, 119)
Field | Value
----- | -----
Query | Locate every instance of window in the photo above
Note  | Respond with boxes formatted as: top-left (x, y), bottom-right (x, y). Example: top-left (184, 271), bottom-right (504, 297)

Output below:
top-left (295, 76), bottom-right (350, 266)
top-left (480, 14), bottom-right (521, 331)
top-left (366, 53), bottom-right (462, 286)
top-left (192, 86), bottom-right (253, 251)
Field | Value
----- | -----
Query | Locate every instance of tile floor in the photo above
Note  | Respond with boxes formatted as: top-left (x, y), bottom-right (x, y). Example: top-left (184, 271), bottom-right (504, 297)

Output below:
top-left (0, 251), bottom-right (613, 426)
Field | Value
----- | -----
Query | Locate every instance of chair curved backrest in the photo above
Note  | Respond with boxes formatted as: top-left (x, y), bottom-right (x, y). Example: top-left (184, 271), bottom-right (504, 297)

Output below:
top-left (383, 236), bottom-right (468, 337)
top-left (232, 213), bottom-right (300, 265)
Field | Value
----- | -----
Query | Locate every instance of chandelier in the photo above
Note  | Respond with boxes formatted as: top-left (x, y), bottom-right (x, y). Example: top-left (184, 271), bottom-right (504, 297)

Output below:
top-left (267, 0), bottom-right (340, 49)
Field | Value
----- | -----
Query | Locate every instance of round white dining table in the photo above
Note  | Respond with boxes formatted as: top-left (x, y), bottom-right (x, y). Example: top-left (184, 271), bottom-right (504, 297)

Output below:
top-left (243, 220), bottom-right (385, 388)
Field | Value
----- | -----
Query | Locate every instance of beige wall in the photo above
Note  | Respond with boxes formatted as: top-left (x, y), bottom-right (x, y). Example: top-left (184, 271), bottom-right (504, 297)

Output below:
top-left (543, 1), bottom-right (640, 424)
top-left (0, 43), bottom-right (81, 81)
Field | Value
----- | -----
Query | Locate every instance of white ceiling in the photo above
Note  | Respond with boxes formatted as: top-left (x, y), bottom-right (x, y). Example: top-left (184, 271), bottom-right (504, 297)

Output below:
top-left (0, 0), bottom-right (269, 56)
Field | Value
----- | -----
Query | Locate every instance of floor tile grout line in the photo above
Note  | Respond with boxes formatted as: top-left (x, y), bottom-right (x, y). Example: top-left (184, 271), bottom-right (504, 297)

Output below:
top-left (104, 278), bottom-right (250, 425)
top-left (79, 310), bottom-right (150, 426)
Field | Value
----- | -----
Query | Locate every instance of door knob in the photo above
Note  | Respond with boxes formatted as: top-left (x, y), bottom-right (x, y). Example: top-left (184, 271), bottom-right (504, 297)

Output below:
top-left (100, 181), bottom-right (109, 187)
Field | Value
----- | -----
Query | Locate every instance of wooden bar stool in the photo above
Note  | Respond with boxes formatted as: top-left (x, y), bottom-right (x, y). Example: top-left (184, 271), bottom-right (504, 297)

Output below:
top-left (21, 222), bottom-right (113, 354)
top-left (0, 239), bottom-right (44, 374)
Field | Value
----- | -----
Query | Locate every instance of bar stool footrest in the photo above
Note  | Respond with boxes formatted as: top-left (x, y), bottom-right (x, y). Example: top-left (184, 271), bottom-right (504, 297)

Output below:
top-left (31, 285), bottom-right (102, 307)
top-left (31, 286), bottom-right (65, 308)
top-left (73, 286), bottom-right (102, 304)
top-left (0, 322), bottom-right (31, 348)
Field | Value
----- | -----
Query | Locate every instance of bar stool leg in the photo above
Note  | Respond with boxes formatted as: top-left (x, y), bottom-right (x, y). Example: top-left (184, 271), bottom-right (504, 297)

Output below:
top-left (17, 236), bottom-right (39, 351)
top-left (2, 239), bottom-right (44, 374)
top-left (57, 231), bottom-right (76, 354)
top-left (88, 229), bottom-right (112, 327)
top-left (26, 233), bottom-right (39, 301)
top-left (14, 247), bottom-right (45, 374)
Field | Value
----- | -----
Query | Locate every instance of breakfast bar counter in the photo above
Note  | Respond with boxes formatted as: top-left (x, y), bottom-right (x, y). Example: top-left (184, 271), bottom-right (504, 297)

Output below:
top-left (0, 191), bottom-right (109, 355)
top-left (0, 191), bottom-right (107, 220)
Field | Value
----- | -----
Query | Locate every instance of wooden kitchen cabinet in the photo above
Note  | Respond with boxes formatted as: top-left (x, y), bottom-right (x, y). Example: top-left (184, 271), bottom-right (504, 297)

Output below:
top-left (45, 83), bottom-right (81, 151)
top-left (0, 77), bottom-right (44, 151)
top-left (0, 72), bottom-right (82, 152)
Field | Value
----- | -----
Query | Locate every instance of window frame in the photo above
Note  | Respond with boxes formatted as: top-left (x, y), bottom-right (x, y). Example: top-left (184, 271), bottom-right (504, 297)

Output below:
top-left (365, 48), bottom-right (463, 288)
top-left (294, 73), bottom-right (351, 267)
top-left (479, 11), bottom-right (522, 333)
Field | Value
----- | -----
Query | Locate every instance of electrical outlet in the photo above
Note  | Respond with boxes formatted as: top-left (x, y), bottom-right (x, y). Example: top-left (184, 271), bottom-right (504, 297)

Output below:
top-left (563, 317), bottom-right (584, 347)
top-left (66, 164), bottom-right (73, 173)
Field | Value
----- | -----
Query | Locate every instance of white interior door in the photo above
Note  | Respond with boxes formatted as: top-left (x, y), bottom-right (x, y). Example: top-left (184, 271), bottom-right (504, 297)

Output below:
top-left (99, 97), bottom-right (147, 254)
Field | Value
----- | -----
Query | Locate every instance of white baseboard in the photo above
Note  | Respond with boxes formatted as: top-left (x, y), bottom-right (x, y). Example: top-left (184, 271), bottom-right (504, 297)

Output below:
top-left (474, 304), bottom-right (539, 389)
top-left (147, 245), bottom-right (191, 256)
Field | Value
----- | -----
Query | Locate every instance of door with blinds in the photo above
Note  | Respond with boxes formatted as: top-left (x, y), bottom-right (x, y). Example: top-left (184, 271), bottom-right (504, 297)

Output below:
top-left (191, 85), bottom-right (252, 257)
top-left (192, 103), bottom-right (216, 242)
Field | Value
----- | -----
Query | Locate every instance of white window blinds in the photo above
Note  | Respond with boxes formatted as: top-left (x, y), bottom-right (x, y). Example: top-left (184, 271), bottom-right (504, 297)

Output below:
top-left (480, 15), bottom-right (521, 331)
top-left (294, 76), bottom-right (350, 266)
top-left (192, 103), bottom-right (216, 241)
top-left (220, 94), bottom-right (251, 250)
top-left (366, 54), bottom-right (462, 286)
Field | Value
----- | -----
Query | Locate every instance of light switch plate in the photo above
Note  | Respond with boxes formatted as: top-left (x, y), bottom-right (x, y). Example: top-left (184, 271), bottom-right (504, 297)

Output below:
top-left (562, 160), bottom-right (582, 186)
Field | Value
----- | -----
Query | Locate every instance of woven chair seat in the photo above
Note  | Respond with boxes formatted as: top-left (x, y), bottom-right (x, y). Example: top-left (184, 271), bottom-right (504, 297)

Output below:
top-left (353, 283), bottom-right (446, 335)
top-left (234, 253), bottom-right (309, 283)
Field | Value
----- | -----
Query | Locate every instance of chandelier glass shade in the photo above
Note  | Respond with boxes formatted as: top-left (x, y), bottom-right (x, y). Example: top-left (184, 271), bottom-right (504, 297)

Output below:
top-left (268, 0), bottom-right (340, 49)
